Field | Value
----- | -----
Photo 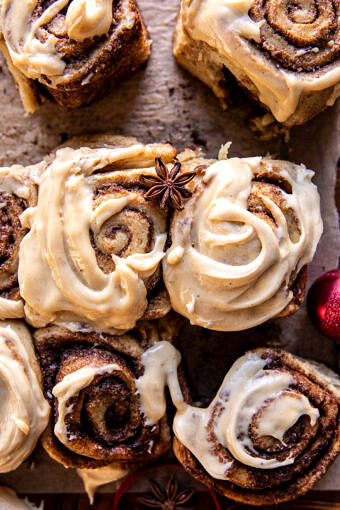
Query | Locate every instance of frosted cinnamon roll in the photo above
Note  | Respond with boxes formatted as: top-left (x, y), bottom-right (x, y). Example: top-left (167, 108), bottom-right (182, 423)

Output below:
top-left (18, 136), bottom-right (175, 334)
top-left (163, 150), bottom-right (322, 331)
top-left (0, 320), bottom-right (49, 473)
top-left (173, 348), bottom-right (340, 505)
top-left (0, 0), bottom-right (151, 112)
top-left (34, 316), bottom-right (179, 469)
top-left (0, 487), bottom-right (42, 510)
top-left (174, 0), bottom-right (340, 127)
top-left (0, 165), bottom-right (38, 320)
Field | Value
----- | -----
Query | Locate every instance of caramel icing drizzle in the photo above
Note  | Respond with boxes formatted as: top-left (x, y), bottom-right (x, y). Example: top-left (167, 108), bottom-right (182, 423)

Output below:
top-left (137, 343), bottom-right (339, 478)
top-left (163, 154), bottom-right (322, 331)
top-left (0, 165), bottom-right (38, 320)
top-left (18, 144), bottom-right (167, 333)
top-left (181, 0), bottom-right (340, 121)
top-left (0, 321), bottom-right (49, 473)
top-left (0, 0), bottom-right (113, 78)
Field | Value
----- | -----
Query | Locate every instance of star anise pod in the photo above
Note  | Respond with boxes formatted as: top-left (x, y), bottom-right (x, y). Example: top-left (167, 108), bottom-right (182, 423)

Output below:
top-left (141, 157), bottom-right (196, 210)
top-left (138, 474), bottom-right (195, 510)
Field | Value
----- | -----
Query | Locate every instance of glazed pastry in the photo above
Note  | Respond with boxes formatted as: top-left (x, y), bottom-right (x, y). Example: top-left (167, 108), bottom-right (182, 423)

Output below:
top-left (0, 164), bottom-right (38, 319)
top-left (18, 136), bottom-right (175, 334)
top-left (173, 348), bottom-right (340, 505)
top-left (0, 0), bottom-right (151, 112)
top-left (34, 316), bottom-right (179, 469)
top-left (126, 341), bottom-right (340, 504)
top-left (163, 147), bottom-right (323, 331)
top-left (0, 320), bottom-right (49, 473)
top-left (173, 0), bottom-right (340, 128)
top-left (0, 486), bottom-right (42, 510)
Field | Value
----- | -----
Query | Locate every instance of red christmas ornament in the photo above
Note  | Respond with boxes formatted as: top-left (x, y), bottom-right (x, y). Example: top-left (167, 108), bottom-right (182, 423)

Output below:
top-left (307, 268), bottom-right (340, 343)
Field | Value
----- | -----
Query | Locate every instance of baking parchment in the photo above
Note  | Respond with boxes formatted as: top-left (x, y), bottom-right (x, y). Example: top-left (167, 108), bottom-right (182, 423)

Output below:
top-left (0, 0), bottom-right (339, 494)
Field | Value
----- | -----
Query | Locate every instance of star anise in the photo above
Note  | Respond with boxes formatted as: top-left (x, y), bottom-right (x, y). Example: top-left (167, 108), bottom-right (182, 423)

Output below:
top-left (138, 474), bottom-right (195, 510)
top-left (141, 157), bottom-right (196, 210)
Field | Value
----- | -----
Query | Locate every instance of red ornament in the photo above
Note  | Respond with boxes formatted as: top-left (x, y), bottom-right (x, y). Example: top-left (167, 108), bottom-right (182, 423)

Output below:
top-left (307, 268), bottom-right (340, 343)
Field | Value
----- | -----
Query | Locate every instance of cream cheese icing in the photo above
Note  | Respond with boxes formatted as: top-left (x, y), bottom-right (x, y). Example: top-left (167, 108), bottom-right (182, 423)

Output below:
top-left (181, 0), bottom-right (340, 122)
top-left (18, 144), bottom-right (167, 334)
top-left (0, 0), bottom-right (113, 79)
top-left (0, 321), bottom-right (49, 473)
top-left (0, 164), bottom-right (38, 320)
top-left (0, 486), bottom-right (43, 510)
top-left (53, 363), bottom-right (123, 444)
top-left (77, 465), bottom-right (128, 504)
top-left (136, 343), bottom-right (329, 479)
top-left (163, 155), bottom-right (322, 331)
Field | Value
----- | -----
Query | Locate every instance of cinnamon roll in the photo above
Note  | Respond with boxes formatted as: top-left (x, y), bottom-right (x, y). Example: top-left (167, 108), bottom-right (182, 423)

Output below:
top-left (0, 0), bottom-right (151, 112)
top-left (18, 136), bottom-right (175, 334)
top-left (173, 0), bottom-right (340, 127)
top-left (163, 149), bottom-right (323, 331)
top-left (34, 316), bottom-right (178, 469)
top-left (0, 487), bottom-right (42, 510)
top-left (173, 348), bottom-right (340, 505)
top-left (0, 164), bottom-right (38, 320)
top-left (0, 320), bottom-right (49, 473)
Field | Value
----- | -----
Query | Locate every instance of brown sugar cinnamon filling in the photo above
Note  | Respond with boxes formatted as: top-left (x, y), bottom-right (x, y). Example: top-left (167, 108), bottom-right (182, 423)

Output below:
top-left (34, 317), bottom-right (179, 469)
top-left (0, 0), bottom-right (151, 110)
top-left (250, 0), bottom-right (340, 72)
top-left (18, 137), bottom-right (175, 333)
top-left (0, 165), bottom-right (37, 319)
top-left (172, 348), bottom-right (340, 505)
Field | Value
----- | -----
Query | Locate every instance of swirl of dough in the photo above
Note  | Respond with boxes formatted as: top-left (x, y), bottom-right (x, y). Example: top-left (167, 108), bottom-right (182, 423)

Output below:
top-left (0, 165), bottom-right (38, 320)
top-left (176, 0), bottom-right (340, 123)
top-left (18, 138), bottom-right (173, 333)
top-left (134, 342), bottom-right (340, 504)
top-left (163, 155), bottom-right (322, 331)
top-left (172, 348), bottom-right (340, 503)
top-left (0, 320), bottom-right (49, 473)
top-left (0, 0), bottom-right (151, 110)
top-left (0, 0), bottom-right (113, 78)
top-left (250, 0), bottom-right (340, 72)
top-left (35, 317), bottom-right (177, 469)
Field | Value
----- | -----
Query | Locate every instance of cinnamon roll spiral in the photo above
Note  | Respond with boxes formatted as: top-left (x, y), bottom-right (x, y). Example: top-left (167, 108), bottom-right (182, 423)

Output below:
top-left (34, 316), bottom-right (178, 469)
top-left (18, 136), bottom-right (175, 333)
top-left (173, 348), bottom-right (340, 505)
top-left (0, 0), bottom-right (151, 111)
top-left (174, 0), bottom-right (340, 126)
top-left (163, 151), bottom-right (322, 331)
top-left (0, 320), bottom-right (49, 473)
top-left (0, 165), bottom-right (37, 320)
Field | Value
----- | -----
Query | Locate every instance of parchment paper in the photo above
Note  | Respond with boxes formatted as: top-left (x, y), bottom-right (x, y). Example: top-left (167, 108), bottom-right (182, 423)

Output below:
top-left (0, 0), bottom-right (339, 495)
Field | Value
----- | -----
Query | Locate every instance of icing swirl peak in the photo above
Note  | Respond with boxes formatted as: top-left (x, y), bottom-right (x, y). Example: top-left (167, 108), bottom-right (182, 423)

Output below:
top-left (163, 156), bottom-right (322, 331)
top-left (0, 0), bottom-right (113, 78)
top-left (18, 143), bottom-right (167, 333)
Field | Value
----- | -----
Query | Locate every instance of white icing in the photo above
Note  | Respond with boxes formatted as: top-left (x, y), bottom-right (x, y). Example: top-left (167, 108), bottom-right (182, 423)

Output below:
top-left (136, 344), bottom-right (338, 480)
top-left (181, 0), bottom-right (340, 122)
top-left (136, 341), bottom-right (184, 425)
top-left (0, 486), bottom-right (43, 510)
top-left (0, 164), bottom-right (37, 320)
top-left (53, 363), bottom-right (122, 444)
top-left (0, 321), bottom-right (49, 473)
top-left (163, 156), bottom-right (322, 331)
top-left (18, 144), bottom-right (167, 333)
top-left (255, 392), bottom-right (319, 443)
top-left (0, 0), bottom-right (113, 79)
top-left (65, 0), bottom-right (113, 42)
top-left (77, 465), bottom-right (128, 505)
